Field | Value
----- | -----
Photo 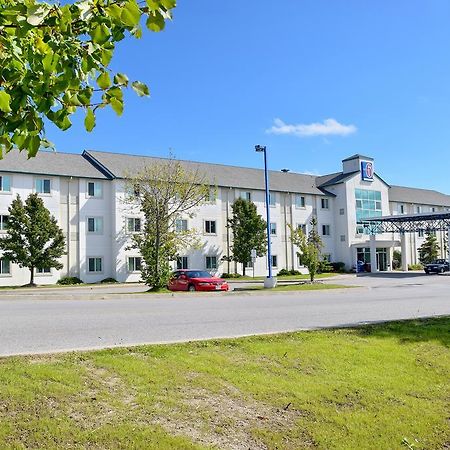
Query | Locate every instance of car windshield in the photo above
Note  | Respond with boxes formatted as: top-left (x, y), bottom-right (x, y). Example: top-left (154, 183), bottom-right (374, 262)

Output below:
top-left (187, 271), bottom-right (213, 278)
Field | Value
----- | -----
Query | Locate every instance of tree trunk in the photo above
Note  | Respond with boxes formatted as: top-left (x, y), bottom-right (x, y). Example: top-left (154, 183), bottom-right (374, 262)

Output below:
top-left (30, 266), bottom-right (35, 286)
top-left (242, 263), bottom-right (246, 276)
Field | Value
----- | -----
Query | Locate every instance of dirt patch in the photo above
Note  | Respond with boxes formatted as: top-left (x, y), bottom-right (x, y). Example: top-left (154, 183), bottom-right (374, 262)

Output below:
top-left (153, 384), bottom-right (315, 449)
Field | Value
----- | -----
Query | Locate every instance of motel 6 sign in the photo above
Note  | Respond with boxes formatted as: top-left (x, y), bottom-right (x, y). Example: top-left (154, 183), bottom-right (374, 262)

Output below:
top-left (361, 161), bottom-right (374, 182)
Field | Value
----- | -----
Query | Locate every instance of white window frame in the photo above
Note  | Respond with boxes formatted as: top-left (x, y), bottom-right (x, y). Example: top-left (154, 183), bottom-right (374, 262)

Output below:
top-left (240, 191), bottom-right (251, 202)
top-left (0, 175), bottom-right (11, 193)
top-left (296, 223), bottom-right (307, 234)
top-left (271, 254), bottom-right (278, 268)
top-left (205, 256), bottom-right (218, 270)
top-left (87, 181), bottom-right (103, 198)
top-left (0, 258), bottom-right (11, 275)
top-left (36, 267), bottom-right (52, 276)
top-left (127, 256), bottom-right (142, 273)
top-left (0, 214), bottom-right (8, 232)
top-left (269, 191), bottom-right (276, 207)
top-left (270, 222), bottom-right (277, 236)
top-left (175, 219), bottom-right (188, 233)
top-left (295, 194), bottom-right (306, 209)
top-left (87, 216), bottom-right (103, 234)
top-left (204, 220), bottom-right (217, 235)
top-left (35, 178), bottom-right (51, 195)
top-left (399, 204), bottom-right (405, 214)
top-left (322, 224), bottom-right (331, 236)
top-left (87, 257), bottom-right (103, 273)
top-left (208, 187), bottom-right (217, 203)
top-left (177, 256), bottom-right (189, 270)
top-left (126, 217), bottom-right (141, 233)
top-left (321, 198), bottom-right (329, 210)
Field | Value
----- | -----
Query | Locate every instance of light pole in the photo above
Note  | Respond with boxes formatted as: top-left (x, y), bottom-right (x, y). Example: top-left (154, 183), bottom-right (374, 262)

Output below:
top-left (255, 145), bottom-right (277, 288)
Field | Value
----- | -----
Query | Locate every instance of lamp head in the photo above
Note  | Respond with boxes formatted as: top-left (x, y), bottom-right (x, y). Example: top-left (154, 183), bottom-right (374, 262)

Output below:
top-left (281, 168), bottom-right (290, 173)
top-left (255, 145), bottom-right (266, 153)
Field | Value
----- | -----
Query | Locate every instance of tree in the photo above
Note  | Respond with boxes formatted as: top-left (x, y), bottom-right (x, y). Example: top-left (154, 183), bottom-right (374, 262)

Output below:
top-left (418, 231), bottom-right (440, 264)
top-left (0, 0), bottom-right (176, 157)
top-left (227, 198), bottom-right (267, 276)
top-left (125, 157), bottom-right (210, 291)
top-left (289, 217), bottom-right (323, 282)
top-left (0, 193), bottom-right (65, 285)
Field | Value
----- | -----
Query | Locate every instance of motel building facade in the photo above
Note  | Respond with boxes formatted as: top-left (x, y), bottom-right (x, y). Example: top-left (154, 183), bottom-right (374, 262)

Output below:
top-left (0, 150), bottom-right (449, 286)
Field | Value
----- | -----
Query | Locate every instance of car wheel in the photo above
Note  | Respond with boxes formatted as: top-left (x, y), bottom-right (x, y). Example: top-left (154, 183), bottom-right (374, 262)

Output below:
top-left (188, 284), bottom-right (196, 292)
top-left (424, 270), bottom-right (429, 274)
top-left (440, 268), bottom-right (444, 273)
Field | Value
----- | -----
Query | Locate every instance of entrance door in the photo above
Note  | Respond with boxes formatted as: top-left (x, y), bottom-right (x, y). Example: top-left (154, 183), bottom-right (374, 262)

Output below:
top-left (376, 248), bottom-right (388, 271)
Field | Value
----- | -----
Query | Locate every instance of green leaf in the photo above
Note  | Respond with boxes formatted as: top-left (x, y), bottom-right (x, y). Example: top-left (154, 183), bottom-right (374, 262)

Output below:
top-left (26, 4), bottom-right (51, 26)
top-left (84, 108), bottom-right (96, 132)
top-left (121, 0), bottom-right (142, 27)
top-left (146, 12), bottom-right (165, 32)
top-left (97, 72), bottom-right (111, 90)
top-left (131, 81), bottom-right (150, 97)
top-left (28, 135), bottom-right (41, 157)
top-left (110, 98), bottom-right (124, 116)
top-left (114, 73), bottom-right (129, 86)
top-left (91, 23), bottom-right (110, 45)
top-left (0, 91), bottom-right (11, 113)
top-left (161, 0), bottom-right (176, 9)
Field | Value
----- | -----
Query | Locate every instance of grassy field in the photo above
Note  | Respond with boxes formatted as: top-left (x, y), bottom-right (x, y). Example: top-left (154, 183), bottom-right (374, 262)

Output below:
top-left (0, 318), bottom-right (448, 449)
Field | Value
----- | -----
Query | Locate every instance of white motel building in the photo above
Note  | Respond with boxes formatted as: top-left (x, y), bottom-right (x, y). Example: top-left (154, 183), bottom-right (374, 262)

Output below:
top-left (0, 149), bottom-right (449, 286)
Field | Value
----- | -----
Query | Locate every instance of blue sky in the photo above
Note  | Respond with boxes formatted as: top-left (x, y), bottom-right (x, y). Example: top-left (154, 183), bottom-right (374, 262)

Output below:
top-left (49, 0), bottom-right (450, 193)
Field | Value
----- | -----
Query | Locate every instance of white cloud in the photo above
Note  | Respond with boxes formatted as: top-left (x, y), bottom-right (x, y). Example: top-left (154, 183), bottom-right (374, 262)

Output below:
top-left (266, 118), bottom-right (357, 137)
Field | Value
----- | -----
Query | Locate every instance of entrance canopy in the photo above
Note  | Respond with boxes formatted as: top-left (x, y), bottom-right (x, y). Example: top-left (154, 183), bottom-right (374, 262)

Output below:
top-left (359, 212), bottom-right (450, 233)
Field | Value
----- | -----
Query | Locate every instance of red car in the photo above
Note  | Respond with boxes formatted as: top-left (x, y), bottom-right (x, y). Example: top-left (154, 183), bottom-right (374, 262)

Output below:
top-left (168, 270), bottom-right (229, 292)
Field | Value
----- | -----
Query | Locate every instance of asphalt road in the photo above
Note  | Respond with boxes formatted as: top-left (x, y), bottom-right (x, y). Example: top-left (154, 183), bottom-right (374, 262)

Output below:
top-left (0, 273), bottom-right (448, 356)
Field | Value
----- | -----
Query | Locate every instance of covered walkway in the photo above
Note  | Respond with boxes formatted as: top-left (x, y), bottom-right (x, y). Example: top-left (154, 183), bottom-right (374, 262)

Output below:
top-left (359, 212), bottom-right (450, 272)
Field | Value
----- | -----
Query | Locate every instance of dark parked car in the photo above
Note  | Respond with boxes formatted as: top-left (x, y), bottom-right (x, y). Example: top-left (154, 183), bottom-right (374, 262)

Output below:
top-left (424, 259), bottom-right (450, 274)
top-left (168, 270), bottom-right (229, 292)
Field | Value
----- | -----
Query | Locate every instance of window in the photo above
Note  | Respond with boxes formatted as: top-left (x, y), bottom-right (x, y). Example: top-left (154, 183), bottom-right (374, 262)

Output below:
top-left (128, 257), bottom-right (142, 272)
top-left (431, 207), bottom-right (436, 212)
top-left (240, 191), bottom-right (251, 201)
top-left (87, 181), bottom-right (102, 198)
top-left (295, 194), bottom-right (305, 208)
top-left (175, 219), bottom-right (188, 232)
top-left (339, 208), bottom-right (345, 215)
top-left (88, 257), bottom-right (102, 273)
top-left (127, 217), bottom-right (141, 233)
top-left (297, 224), bottom-right (306, 234)
top-left (87, 217), bottom-right (103, 233)
top-left (245, 260), bottom-right (253, 268)
top-left (416, 206), bottom-right (421, 214)
top-left (418, 229), bottom-right (424, 238)
top-left (270, 222), bottom-right (277, 235)
top-left (206, 256), bottom-right (218, 270)
top-left (0, 215), bottom-right (8, 231)
top-left (321, 198), bottom-right (329, 209)
top-left (35, 178), bottom-right (51, 194)
top-left (271, 255), bottom-right (278, 268)
top-left (355, 189), bottom-right (382, 234)
top-left (0, 258), bottom-right (10, 274)
top-left (177, 256), bottom-right (188, 270)
top-left (208, 188), bottom-right (217, 203)
top-left (0, 175), bottom-right (11, 192)
top-left (269, 191), bottom-right (276, 206)
top-left (399, 204), bottom-right (405, 214)
top-left (322, 254), bottom-right (331, 262)
top-left (297, 254), bottom-right (304, 267)
top-left (340, 235), bottom-right (346, 242)
top-left (204, 220), bottom-right (216, 234)
top-left (322, 225), bottom-right (331, 236)
top-left (357, 247), bottom-right (371, 264)
top-left (36, 267), bottom-right (51, 274)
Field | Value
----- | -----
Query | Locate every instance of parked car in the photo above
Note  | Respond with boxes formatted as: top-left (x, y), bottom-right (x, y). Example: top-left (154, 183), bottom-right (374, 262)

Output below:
top-left (424, 259), bottom-right (450, 274)
top-left (168, 270), bottom-right (229, 292)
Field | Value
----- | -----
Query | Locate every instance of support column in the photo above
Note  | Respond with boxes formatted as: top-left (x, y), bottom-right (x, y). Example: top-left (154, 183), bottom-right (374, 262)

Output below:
top-left (448, 226), bottom-right (450, 267)
top-left (370, 234), bottom-right (378, 273)
top-left (400, 232), bottom-right (409, 271)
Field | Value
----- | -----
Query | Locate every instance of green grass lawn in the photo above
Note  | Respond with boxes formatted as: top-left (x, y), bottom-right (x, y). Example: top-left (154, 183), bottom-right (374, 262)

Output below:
top-left (0, 318), bottom-right (448, 449)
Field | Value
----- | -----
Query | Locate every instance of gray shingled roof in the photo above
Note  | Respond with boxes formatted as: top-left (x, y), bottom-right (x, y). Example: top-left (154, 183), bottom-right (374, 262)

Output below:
top-left (0, 150), bottom-right (108, 179)
top-left (84, 150), bottom-right (332, 196)
top-left (342, 154), bottom-right (374, 162)
top-left (316, 171), bottom-right (357, 187)
top-left (389, 185), bottom-right (450, 207)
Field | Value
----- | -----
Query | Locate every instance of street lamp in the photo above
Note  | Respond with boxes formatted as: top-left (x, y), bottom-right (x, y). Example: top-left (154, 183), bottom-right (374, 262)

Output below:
top-left (255, 145), bottom-right (277, 288)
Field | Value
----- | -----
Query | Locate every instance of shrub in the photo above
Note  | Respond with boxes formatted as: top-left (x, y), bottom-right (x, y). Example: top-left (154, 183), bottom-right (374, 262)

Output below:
top-left (318, 259), bottom-right (333, 273)
top-left (289, 269), bottom-right (301, 276)
top-left (392, 250), bottom-right (402, 270)
top-left (277, 268), bottom-right (290, 276)
top-left (331, 262), bottom-right (346, 272)
top-left (221, 273), bottom-right (242, 278)
top-left (408, 263), bottom-right (423, 271)
top-left (57, 276), bottom-right (83, 285)
top-left (101, 277), bottom-right (118, 284)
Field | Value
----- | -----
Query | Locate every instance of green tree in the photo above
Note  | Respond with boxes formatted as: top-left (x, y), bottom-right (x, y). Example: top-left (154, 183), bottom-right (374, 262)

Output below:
top-left (0, 0), bottom-right (176, 157)
top-left (125, 157), bottom-right (210, 291)
top-left (289, 217), bottom-right (323, 282)
top-left (418, 231), bottom-right (440, 264)
top-left (0, 193), bottom-right (65, 286)
top-left (228, 198), bottom-right (267, 276)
